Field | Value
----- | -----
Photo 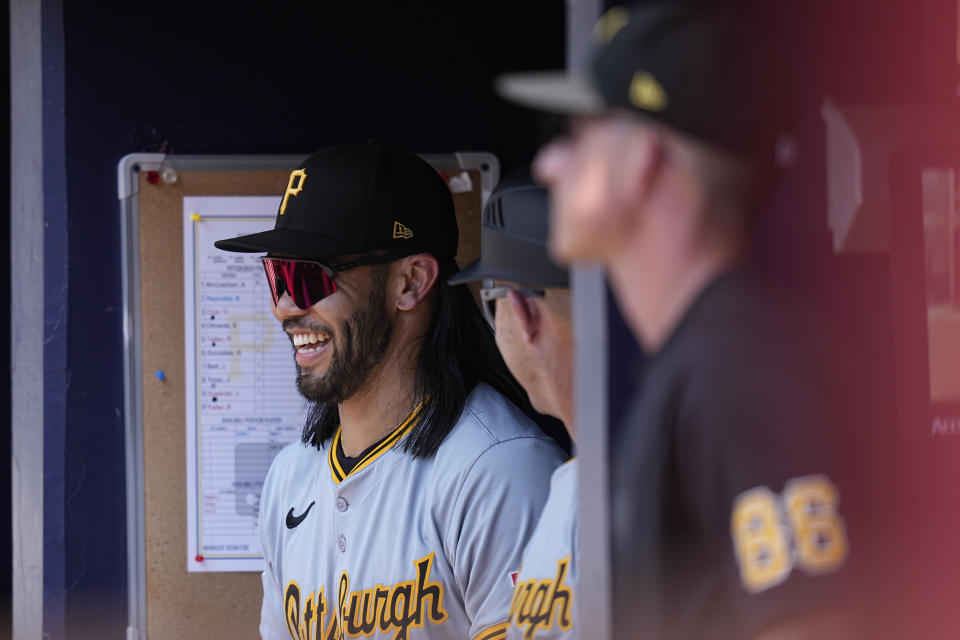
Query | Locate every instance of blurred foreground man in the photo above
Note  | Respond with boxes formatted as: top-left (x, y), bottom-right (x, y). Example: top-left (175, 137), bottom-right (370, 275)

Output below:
top-left (499, 5), bottom-right (867, 639)
top-left (215, 143), bottom-right (564, 640)
top-left (449, 173), bottom-right (577, 639)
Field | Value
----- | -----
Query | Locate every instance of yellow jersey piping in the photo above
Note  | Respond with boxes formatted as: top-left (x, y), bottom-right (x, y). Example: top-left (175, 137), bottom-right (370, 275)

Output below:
top-left (328, 400), bottom-right (426, 485)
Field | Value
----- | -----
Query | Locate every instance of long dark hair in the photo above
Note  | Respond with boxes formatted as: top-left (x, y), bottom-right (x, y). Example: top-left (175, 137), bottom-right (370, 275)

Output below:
top-left (301, 259), bottom-right (535, 458)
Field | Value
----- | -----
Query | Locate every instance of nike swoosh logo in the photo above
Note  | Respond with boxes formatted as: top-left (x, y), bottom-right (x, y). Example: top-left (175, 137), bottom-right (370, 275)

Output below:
top-left (285, 501), bottom-right (316, 529)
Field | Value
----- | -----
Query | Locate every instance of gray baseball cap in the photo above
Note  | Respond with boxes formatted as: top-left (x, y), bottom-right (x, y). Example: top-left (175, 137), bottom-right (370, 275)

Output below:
top-left (448, 171), bottom-right (568, 288)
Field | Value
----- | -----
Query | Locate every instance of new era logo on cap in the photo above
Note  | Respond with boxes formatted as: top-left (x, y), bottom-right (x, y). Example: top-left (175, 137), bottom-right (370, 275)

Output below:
top-left (393, 221), bottom-right (414, 239)
top-left (629, 71), bottom-right (667, 112)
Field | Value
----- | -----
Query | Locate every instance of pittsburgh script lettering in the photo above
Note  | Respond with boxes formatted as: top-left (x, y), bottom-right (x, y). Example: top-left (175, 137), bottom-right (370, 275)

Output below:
top-left (509, 556), bottom-right (573, 639)
top-left (284, 552), bottom-right (447, 640)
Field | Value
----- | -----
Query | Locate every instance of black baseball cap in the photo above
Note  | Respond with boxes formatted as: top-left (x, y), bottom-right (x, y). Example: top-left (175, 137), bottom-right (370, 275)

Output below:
top-left (214, 142), bottom-right (458, 260)
top-left (495, 4), bottom-right (781, 160)
top-left (448, 171), bottom-right (568, 288)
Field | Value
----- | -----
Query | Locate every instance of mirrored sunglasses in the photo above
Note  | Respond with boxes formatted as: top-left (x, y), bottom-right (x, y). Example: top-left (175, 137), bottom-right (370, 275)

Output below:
top-left (261, 254), bottom-right (399, 310)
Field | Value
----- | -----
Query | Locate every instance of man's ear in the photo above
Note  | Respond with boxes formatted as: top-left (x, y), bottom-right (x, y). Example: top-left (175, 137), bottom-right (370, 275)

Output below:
top-left (507, 289), bottom-right (540, 343)
top-left (622, 126), bottom-right (664, 205)
top-left (395, 254), bottom-right (440, 311)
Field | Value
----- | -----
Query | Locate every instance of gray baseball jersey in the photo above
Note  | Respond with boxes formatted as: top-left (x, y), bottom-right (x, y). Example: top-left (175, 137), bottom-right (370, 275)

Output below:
top-left (508, 459), bottom-right (578, 640)
top-left (258, 382), bottom-right (566, 640)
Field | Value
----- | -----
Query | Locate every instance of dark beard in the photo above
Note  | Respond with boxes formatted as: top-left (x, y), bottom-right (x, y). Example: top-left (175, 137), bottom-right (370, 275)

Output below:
top-left (291, 275), bottom-right (393, 404)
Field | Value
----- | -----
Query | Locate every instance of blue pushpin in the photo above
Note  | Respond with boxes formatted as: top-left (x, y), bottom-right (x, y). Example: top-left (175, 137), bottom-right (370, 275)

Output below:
top-left (156, 370), bottom-right (166, 381)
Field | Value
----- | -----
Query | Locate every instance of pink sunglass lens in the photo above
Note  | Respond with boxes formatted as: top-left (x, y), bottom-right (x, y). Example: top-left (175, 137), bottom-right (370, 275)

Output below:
top-left (263, 259), bottom-right (336, 309)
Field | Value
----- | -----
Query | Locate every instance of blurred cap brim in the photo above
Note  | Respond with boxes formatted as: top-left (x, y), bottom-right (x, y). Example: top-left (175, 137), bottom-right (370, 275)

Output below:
top-left (495, 71), bottom-right (605, 114)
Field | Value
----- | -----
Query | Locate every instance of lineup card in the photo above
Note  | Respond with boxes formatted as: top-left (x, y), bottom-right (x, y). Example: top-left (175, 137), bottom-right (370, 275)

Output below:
top-left (183, 196), bottom-right (307, 573)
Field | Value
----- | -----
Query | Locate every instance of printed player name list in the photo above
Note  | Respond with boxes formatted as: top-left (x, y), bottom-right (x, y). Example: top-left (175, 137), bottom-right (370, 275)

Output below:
top-left (184, 198), bottom-right (307, 572)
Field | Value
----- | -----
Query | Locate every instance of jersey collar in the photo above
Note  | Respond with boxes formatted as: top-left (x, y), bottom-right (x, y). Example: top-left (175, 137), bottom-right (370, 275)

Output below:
top-left (328, 400), bottom-right (426, 485)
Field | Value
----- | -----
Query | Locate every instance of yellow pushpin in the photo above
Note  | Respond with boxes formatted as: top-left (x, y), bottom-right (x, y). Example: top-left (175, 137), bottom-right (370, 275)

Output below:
top-left (190, 213), bottom-right (202, 221)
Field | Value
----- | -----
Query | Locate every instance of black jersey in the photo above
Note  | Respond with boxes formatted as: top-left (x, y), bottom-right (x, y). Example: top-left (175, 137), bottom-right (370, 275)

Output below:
top-left (611, 270), bottom-right (862, 639)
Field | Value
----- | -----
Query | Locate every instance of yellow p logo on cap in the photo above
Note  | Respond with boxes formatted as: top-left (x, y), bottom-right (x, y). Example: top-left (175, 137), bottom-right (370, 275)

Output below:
top-left (280, 169), bottom-right (307, 215)
top-left (594, 6), bottom-right (629, 43)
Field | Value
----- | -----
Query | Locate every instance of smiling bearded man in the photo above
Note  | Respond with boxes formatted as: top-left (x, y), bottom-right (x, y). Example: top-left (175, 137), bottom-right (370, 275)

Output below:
top-left (215, 142), bottom-right (565, 640)
top-left (288, 263), bottom-right (392, 404)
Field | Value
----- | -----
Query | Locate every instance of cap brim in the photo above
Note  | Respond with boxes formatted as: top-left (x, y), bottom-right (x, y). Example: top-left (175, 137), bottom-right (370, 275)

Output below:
top-left (213, 227), bottom-right (373, 257)
top-left (447, 258), bottom-right (569, 288)
top-left (495, 71), bottom-right (606, 114)
top-left (447, 259), bottom-right (497, 285)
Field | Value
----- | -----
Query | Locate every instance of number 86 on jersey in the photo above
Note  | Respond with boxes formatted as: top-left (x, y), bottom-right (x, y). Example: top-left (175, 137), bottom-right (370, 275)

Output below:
top-left (731, 475), bottom-right (849, 594)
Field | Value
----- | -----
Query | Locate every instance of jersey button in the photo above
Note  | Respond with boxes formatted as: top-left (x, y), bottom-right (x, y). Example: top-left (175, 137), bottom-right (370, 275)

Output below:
top-left (336, 497), bottom-right (349, 512)
top-left (337, 535), bottom-right (346, 553)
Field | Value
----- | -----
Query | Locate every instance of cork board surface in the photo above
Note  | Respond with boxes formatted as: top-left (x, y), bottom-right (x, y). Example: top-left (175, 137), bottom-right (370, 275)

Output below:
top-left (137, 164), bottom-right (483, 639)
